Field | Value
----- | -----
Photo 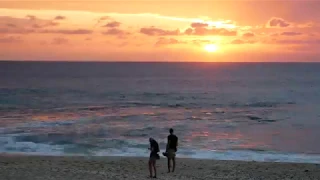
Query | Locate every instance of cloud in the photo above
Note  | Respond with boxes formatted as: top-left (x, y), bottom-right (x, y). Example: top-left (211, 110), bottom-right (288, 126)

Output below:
top-left (275, 39), bottom-right (320, 44)
top-left (186, 27), bottom-right (237, 36)
top-left (191, 39), bottom-right (214, 46)
top-left (267, 17), bottom-right (290, 28)
top-left (243, 32), bottom-right (255, 38)
top-left (184, 22), bottom-right (237, 36)
top-left (32, 24), bottom-right (43, 28)
top-left (6, 23), bottom-right (17, 28)
top-left (270, 32), bottom-right (303, 37)
top-left (280, 32), bottom-right (303, 36)
top-left (98, 16), bottom-right (110, 21)
top-left (102, 21), bottom-right (121, 28)
top-left (261, 37), bottom-right (320, 45)
top-left (0, 28), bottom-right (92, 35)
top-left (0, 16), bottom-right (60, 31)
top-left (267, 19), bottom-right (316, 29)
top-left (40, 29), bottom-right (93, 34)
top-left (0, 28), bottom-right (35, 34)
top-left (139, 24), bottom-right (236, 37)
top-left (185, 28), bottom-right (193, 35)
top-left (140, 27), bottom-right (180, 36)
top-left (51, 37), bottom-right (68, 45)
top-left (26, 15), bottom-right (36, 21)
top-left (47, 22), bottom-right (60, 27)
top-left (54, 16), bottom-right (66, 20)
top-left (32, 21), bottom-right (60, 28)
top-left (296, 22), bottom-right (315, 28)
top-left (154, 37), bottom-right (186, 47)
top-left (231, 39), bottom-right (245, 44)
top-left (0, 16), bottom-right (31, 28)
top-left (0, 36), bottom-right (22, 43)
top-left (95, 16), bottom-right (111, 27)
top-left (191, 22), bottom-right (209, 28)
top-left (102, 28), bottom-right (129, 36)
top-left (118, 42), bottom-right (129, 47)
top-left (231, 39), bottom-right (256, 44)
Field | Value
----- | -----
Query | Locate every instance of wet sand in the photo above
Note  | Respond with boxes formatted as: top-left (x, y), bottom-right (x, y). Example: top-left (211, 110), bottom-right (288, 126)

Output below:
top-left (0, 154), bottom-right (319, 180)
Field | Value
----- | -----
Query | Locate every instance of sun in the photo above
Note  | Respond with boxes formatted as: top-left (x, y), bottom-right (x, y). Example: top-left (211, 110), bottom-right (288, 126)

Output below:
top-left (204, 44), bottom-right (218, 52)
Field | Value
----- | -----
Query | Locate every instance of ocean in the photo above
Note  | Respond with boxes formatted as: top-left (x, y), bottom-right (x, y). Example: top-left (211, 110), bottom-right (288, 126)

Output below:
top-left (1, 61), bottom-right (320, 163)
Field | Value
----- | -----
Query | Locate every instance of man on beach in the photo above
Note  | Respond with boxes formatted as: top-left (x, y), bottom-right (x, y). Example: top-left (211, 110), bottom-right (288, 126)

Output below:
top-left (164, 128), bottom-right (178, 173)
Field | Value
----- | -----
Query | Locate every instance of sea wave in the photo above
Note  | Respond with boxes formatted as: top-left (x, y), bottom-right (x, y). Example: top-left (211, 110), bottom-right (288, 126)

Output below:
top-left (1, 135), bottom-right (320, 164)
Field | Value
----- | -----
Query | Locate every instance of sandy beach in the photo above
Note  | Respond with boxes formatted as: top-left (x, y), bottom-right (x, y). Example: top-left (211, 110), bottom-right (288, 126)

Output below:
top-left (0, 154), bottom-right (319, 180)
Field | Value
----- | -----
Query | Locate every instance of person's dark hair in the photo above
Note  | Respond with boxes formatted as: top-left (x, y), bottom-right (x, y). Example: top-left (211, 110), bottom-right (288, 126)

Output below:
top-left (169, 128), bottom-right (173, 134)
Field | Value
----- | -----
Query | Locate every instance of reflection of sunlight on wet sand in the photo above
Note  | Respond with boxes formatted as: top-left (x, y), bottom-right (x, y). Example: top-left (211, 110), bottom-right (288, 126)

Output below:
top-left (183, 129), bottom-right (268, 151)
top-left (232, 142), bottom-right (268, 150)
top-left (108, 121), bottom-right (131, 128)
top-left (31, 114), bottom-right (80, 121)
top-left (29, 107), bottom-right (163, 121)
top-left (30, 105), bottom-right (205, 123)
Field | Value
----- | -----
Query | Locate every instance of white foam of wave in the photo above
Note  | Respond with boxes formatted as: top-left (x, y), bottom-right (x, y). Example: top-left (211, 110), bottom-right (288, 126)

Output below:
top-left (0, 136), bottom-right (65, 156)
top-left (1, 135), bottom-right (320, 164)
top-left (84, 148), bottom-right (320, 164)
top-left (177, 149), bottom-right (320, 164)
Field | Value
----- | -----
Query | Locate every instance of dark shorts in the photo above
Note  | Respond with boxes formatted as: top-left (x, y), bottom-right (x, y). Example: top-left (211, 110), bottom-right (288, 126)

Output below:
top-left (167, 149), bottom-right (176, 159)
top-left (149, 152), bottom-right (159, 161)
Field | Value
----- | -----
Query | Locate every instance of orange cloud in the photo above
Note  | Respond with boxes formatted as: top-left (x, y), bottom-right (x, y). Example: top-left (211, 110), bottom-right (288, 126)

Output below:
top-left (191, 39), bottom-right (214, 46)
top-left (0, 36), bottom-right (22, 43)
top-left (185, 27), bottom-right (237, 36)
top-left (154, 37), bottom-right (185, 47)
top-left (243, 32), bottom-right (255, 38)
top-left (102, 21), bottom-right (121, 28)
top-left (280, 32), bottom-right (302, 36)
top-left (98, 16), bottom-right (110, 22)
top-left (26, 15), bottom-right (36, 21)
top-left (140, 27), bottom-right (180, 36)
top-left (40, 29), bottom-right (93, 34)
top-left (54, 15), bottom-right (66, 20)
top-left (267, 17), bottom-right (291, 28)
top-left (275, 39), bottom-right (320, 45)
top-left (51, 37), bottom-right (68, 45)
top-left (0, 16), bottom-right (93, 35)
top-left (6, 23), bottom-right (17, 28)
top-left (184, 22), bottom-right (237, 36)
top-left (0, 16), bottom-right (60, 32)
top-left (32, 21), bottom-right (60, 28)
top-left (102, 28), bottom-right (129, 36)
top-left (0, 27), bottom-right (93, 35)
top-left (0, 28), bottom-right (35, 34)
top-left (140, 22), bottom-right (237, 37)
top-left (231, 39), bottom-right (256, 44)
top-left (117, 41), bottom-right (129, 47)
top-left (190, 22), bottom-right (208, 28)
top-left (94, 16), bottom-right (111, 27)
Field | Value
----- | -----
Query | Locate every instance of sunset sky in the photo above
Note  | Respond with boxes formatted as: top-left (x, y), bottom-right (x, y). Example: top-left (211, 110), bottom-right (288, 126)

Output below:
top-left (1, 0), bottom-right (320, 62)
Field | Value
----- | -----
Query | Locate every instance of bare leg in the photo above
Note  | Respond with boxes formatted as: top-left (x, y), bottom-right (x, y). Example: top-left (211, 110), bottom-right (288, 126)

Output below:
top-left (167, 158), bottom-right (171, 173)
top-left (172, 157), bottom-right (176, 172)
top-left (148, 160), bottom-right (153, 177)
top-left (152, 161), bottom-right (157, 178)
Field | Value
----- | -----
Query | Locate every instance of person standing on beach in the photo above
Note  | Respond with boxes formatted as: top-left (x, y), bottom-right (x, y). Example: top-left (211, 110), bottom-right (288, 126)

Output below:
top-left (148, 138), bottom-right (160, 178)
top-left (165, 128), bottom-right (178, 173)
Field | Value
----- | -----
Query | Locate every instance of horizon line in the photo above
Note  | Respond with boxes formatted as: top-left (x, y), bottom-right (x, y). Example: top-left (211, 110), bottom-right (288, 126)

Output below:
top-left (1, 60), bottom-right (320, 63)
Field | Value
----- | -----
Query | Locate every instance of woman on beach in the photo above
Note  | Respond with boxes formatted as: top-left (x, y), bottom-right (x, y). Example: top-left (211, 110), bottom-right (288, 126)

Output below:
top-left (148, 138), bottom-right (160, 178)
